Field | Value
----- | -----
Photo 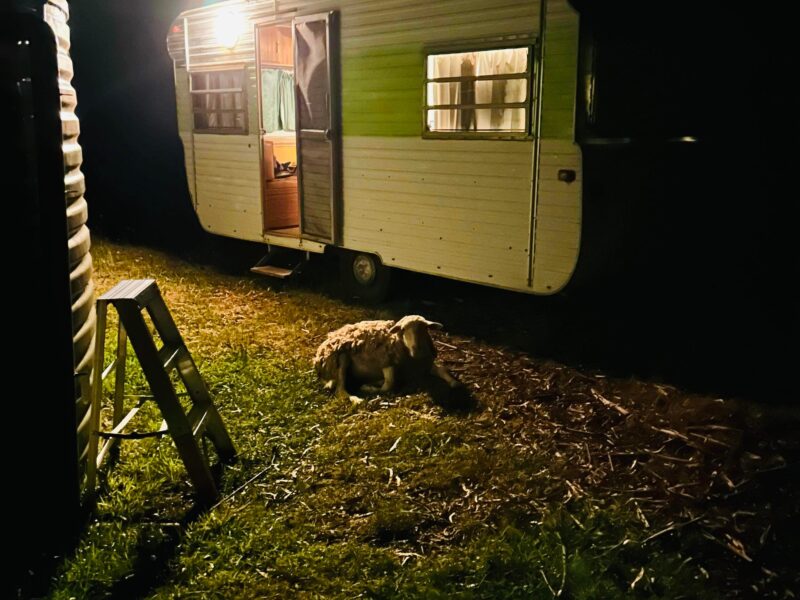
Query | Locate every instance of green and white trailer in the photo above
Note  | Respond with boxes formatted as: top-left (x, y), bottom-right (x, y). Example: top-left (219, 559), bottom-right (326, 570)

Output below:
top-left (167, 0), bottom-right (582, 298)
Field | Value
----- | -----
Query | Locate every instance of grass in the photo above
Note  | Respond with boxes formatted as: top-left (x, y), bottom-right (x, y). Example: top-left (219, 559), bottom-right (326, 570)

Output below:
top-left (42, 238), bottom-right (796, 599)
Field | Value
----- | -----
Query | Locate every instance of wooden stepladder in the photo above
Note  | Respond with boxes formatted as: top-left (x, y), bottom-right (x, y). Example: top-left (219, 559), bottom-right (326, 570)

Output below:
top-left (87, 279), bottom-right (236, 506)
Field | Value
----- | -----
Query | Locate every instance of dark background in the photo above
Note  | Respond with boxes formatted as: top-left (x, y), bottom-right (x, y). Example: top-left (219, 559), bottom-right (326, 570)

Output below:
top-left (69, 0), bottom-right (203, 244)
top-left (68, 1), bottom-right (795, 402)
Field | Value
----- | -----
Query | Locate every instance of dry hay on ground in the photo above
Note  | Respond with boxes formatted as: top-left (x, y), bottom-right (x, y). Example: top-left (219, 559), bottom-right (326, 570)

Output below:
top-left (423, 334), bottom-right (798, 593)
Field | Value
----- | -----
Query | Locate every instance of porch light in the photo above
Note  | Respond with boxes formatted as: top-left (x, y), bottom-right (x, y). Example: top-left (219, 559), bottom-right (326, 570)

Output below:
top-left (215, 9), bottom-right (244, 49)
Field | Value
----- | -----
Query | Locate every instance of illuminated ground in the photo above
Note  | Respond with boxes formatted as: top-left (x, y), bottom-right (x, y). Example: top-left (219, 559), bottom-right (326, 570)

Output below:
top-left (45, 238), bottom-right (797, 599)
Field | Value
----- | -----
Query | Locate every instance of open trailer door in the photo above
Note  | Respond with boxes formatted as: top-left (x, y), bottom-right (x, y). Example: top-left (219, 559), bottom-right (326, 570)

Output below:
top-left (294, 11), bottom-right (341, 244)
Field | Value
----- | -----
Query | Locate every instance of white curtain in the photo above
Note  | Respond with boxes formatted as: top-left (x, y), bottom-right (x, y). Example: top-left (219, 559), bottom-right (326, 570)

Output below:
top-left (429, 53), bottom-right (462, 131)
top-left (428, 48), bottom-right (528, 132)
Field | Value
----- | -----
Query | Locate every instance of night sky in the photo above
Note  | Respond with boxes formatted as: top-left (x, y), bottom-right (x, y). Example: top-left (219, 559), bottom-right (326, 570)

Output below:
top-left (69, 0), bottom-right (203, 244)
top-left (66, 1), bottom-right (794, 400)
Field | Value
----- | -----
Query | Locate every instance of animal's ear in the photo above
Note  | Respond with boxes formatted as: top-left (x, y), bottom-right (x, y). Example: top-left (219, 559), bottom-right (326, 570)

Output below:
top-left (390, 315), bottom-right (414, 333)
top-left (423, 319), bottom-right (443, 329)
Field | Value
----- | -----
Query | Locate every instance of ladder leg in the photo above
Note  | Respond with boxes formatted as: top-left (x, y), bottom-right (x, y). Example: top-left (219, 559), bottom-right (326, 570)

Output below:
top-left (109, 321), bottom-right (128, 461)
top-left (117, 304), bottom-right (220, 505)
top-left (86, 300), bottom-right (108, 493)
top-left (201, 405), bottom-right (237, 463)
top-left (174, 349), bottom-right (236, 462)
top-left (112, 321), bottom-right (127, 426)
top-left (145, 293), bottom-right (184, 352)
top-left (149, 294), bottom-right (236, 462)
top-left (171, 431), bottom-right (220, 507)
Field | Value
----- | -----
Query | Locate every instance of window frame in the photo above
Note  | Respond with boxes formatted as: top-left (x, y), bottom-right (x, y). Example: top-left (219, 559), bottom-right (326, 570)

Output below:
top-left (422, 37), bottom-right (537, 141)
top-left (190, 68), bottom-right (249, 135)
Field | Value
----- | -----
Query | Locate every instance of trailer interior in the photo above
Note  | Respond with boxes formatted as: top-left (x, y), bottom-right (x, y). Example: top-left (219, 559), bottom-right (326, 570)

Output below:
top-left (257, 24), bottom-right (299, 238)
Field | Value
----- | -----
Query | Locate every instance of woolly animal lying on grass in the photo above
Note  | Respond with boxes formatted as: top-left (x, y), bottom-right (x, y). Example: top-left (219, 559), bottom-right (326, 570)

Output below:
top-left (313, 315), bottom-right (461, 402)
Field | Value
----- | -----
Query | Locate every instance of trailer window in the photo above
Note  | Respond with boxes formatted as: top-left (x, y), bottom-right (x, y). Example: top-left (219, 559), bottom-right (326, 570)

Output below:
top-left (424, 47), bottom-right (532, 138)
top-left (190, 70), bottom-right (248, 134)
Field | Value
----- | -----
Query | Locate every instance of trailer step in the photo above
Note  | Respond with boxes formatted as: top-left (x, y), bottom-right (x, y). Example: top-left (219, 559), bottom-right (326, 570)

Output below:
top-left (250, 265), bottom-right (294, 279)
top-left (250, 247), bottom-right (308, 280)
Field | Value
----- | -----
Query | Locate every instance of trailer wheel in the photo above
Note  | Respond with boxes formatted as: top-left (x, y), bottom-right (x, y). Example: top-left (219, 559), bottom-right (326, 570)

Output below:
top-left (339, 250), bottom-right (391, 302)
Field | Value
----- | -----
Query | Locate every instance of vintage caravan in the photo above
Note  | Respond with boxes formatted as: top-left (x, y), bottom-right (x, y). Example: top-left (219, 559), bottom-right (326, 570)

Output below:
top-left (167, 0), bottom-right (582, 299)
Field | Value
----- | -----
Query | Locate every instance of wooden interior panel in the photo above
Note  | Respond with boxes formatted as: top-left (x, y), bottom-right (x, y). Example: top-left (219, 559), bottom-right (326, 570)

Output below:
top-left (259, 26), bottom-right (293, 67)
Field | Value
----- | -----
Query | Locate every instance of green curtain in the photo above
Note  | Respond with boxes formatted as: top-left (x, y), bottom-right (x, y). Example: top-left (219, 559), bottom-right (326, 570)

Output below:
top-left (262, 68), bottom-right (296, 133)
top-left (278, 70), bottom-right (295, 131)
top-left (261, 69), bottom-right (280, 133)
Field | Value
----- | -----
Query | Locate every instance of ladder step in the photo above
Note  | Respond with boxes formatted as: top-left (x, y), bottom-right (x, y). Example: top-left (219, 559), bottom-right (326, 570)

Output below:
top-left (97, 424), bottom-right (169, 440)
top-left (123, 392), bottom-right (190, 400)
top-left (250, 265), bottom-right (294, 279)
top-left (99, 278), bottom-right (158, 304)
top-left (97, 403), bottom-right (169, 440)
top-left (97, 403), bottom-right (143, 439)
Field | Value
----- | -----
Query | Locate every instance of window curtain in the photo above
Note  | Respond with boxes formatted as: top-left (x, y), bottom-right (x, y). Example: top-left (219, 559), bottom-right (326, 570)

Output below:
top-left (261, 68), bottom-right (296, 133)
top-left (428, 48), bottom-right (528, 132)
top-left (278, 70), bottom-right (295, 131)
top-left (429, 55), bottom-right (461, 131)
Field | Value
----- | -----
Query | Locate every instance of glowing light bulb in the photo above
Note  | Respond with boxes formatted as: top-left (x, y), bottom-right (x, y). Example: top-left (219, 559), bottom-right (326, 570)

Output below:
top-left (215, 10), bottom-right (244, 49)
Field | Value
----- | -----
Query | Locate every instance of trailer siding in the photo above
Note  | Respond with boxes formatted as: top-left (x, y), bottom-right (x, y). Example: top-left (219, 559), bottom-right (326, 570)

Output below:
top-left (342, 137), bottom-right (533, 290)
top-left (334, 0), bottom-right (540, 291)
top-left (174, 67), bottom-right (196, 202)
top-left (168, 0), bottom-right (582, 294)
top-left (532, 1), bottom-right (581, 292)
top-left (194, 133), bottom-right (263, 240)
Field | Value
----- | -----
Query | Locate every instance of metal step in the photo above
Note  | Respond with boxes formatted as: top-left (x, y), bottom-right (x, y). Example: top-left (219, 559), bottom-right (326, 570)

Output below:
top-left (250, 264), bottom-right (294, 279)
top-left (250, 248), bottom-right (307, 280)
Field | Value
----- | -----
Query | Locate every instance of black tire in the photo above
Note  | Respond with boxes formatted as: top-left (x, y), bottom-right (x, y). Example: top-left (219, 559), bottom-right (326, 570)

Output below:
top-left (339, 250), bottom-right (391, 303)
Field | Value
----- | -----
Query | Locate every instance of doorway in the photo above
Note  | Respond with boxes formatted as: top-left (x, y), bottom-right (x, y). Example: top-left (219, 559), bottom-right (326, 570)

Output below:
top-left (257, 24), bottom-right (299, 237)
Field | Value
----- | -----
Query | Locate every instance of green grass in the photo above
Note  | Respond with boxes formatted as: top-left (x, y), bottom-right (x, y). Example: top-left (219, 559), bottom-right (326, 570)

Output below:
top-left (43, 238), bottom-right (786, 599)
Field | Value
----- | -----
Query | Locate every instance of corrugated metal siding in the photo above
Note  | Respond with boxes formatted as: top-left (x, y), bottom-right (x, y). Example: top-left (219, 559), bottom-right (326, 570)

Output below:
top-left (194, 133), bottom-right (263, 240)
top-left (343, 136), bottom-right (533, 290)
top-left (532, 0), bottom-right (581, 293)
top-left (44, 0), bottom-right (96, 485)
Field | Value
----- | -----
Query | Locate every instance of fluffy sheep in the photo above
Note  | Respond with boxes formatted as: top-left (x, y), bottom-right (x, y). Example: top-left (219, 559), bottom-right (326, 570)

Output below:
top-left (313, 315), bottom-right (460, 401)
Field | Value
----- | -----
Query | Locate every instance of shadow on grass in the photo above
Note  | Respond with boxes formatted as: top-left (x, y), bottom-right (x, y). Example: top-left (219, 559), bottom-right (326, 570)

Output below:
top-left (25, 451), bottom-right (239, 600)
top-left (103, 520), bottom-right (184, 599)
top-left (426, 377), bottom-right (479, 414)
top-left (101, 446), bottom-right (245, 597)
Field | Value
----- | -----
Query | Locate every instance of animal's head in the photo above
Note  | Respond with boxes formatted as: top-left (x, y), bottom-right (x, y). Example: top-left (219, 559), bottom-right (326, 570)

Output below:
top-left (389, 315), bottom-right (443, 359)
